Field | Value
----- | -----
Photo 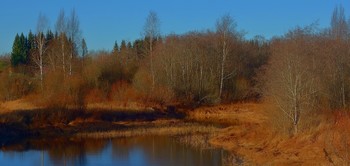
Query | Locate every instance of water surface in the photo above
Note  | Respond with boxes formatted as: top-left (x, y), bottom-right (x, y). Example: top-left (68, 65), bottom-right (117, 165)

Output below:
top-left (0, 136), bottom-right (227, 166)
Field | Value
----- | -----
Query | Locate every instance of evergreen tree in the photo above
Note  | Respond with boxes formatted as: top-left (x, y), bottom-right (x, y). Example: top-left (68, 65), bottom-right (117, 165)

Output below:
top-left (27, 31), bottom-right (36, 64)
top-left (120, 40), bottom-right (127, 52)
top-left (27, 30), bottom-right (36, 50)
top-left (113, 40), bottom-right (119, 53)
top-left (133, 39), bottom-right (145, 57)
top-left (11, 33), bottom-right (29, 66)
top-left (127, 41), bottom-right (132, 49)
top-left (81, 38), bottom-right (88, 58)
top-left (46, 30), bottom-right (54, 44)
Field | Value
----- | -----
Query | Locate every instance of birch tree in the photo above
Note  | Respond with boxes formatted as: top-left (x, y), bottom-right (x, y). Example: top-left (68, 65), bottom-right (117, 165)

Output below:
top-left (143, 11), bottom-right (160, 89)
top-left (216, 14), bottom-right (237, 99)
top-left (265, 27), bottom-right (319, 134)
top-left (55, 9), bottom-right (67, 75)
top-left (67, 9), bottom-right (81, 76)
top-left (33, 13), bottom-right (49, 90)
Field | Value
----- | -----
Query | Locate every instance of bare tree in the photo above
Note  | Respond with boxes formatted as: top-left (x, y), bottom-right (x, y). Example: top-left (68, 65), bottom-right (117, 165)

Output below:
top-left (143, 11), bottom-right (160, 89)
top-left (331, 5), bottom-right (348, 39)
top-left (264, 27), bottom-right (319, 134)
top-left (216, 14), bottom-right (237, 99)
top-left (67, 9), bottom-right (81, 76)
top-left (55, 9), bottom-right (67, 75)
top-left (328, 5), bottom-right (350, 108)
top-left (33, 13), bottom-right (49, 90)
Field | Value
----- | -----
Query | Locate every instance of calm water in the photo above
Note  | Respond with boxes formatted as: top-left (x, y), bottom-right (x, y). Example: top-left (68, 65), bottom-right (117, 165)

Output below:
top-left (0, 136), bottom-right (228, 166)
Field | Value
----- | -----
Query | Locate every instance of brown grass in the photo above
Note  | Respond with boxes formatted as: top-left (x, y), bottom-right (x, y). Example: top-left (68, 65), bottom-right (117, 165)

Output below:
top-left (0, 98), bottom-right (40, 114)
top-left (76, 123), bottom-right (219, 138)
top-left (187, 102), bottom-right (268, 126)
top-left (201, 102), bottom-right (350, 165)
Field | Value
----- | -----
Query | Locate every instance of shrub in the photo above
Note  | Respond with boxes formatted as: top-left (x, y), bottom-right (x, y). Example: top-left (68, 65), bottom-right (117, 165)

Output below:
top-left (0, 69), bottom-right (34, 101)
top-left (42, 71), bottom-right (87, 109)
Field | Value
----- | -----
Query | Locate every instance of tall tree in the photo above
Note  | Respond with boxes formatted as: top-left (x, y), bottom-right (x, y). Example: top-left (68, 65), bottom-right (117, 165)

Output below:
top-left (11, 33), bottom-right (28, 66)
top-left (112, 40), bottom-right (119, 54)
top-left (81, 38), bottom-right (87, 68)
top-left (55, 9), bottom-right (67, 74)
top-left (67, 9), bottom-right (81, 76)
top-left (81, 38), bottom-right (88, 58)
top-left (264, 27), bottom-right (319, 134)
top-left (331, 5), bottom-right (348, 39)
top-left (329, 5), bottom-right (350, 108)
top-left (143, 11), bottom-right (160, 89)
top-left (27, 30), bottom-right (36, 64)
top-left (33, 13), bottom-right (49, 89)
top-left (216, 14), bottom-right (237, 99)
top-left (120, 40), bottom-right (127, 52)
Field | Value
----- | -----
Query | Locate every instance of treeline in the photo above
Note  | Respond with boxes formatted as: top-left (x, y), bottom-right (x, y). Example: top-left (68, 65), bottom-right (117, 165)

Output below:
top-left (0, 10), bottom-right (269, 108)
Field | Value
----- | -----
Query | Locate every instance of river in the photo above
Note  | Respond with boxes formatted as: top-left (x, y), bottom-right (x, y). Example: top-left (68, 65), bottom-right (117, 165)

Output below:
top-left (0, 136), bottom-right (230, 166)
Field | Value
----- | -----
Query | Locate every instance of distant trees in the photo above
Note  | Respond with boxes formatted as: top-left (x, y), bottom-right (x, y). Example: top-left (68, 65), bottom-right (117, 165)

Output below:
top-left (6, 9), bottom-right (271, 106)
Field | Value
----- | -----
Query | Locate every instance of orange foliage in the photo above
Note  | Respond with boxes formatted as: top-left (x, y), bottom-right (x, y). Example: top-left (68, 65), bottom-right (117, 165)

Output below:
top-left (110, 80), bottom-right (140, 102)
top-left (85, 88), bottom-right (105, 104)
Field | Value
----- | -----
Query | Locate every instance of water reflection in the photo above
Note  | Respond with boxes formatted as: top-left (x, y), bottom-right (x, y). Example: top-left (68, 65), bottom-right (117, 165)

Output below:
top-left (0, 136), bottom-right (226, 166)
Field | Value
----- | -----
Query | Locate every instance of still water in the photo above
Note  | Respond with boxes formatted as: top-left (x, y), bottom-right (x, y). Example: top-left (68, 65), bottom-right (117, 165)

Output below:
top-left (0, 136), bottom-right (227, 166)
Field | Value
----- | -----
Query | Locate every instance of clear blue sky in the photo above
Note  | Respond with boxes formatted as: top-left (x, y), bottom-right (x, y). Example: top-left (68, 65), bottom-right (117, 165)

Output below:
top-left (0, 0), bottom-right (349, 54)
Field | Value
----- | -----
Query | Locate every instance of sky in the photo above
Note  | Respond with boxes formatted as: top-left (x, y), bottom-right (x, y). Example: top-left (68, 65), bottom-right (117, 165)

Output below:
top-left (0, 0), bottom-right (350, 54)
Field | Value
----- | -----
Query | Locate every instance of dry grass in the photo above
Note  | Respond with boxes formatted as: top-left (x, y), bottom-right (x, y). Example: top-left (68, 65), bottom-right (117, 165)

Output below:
top-left (188, 102), bottom-right (268, 126)
top-left (76, 124), bottom-right (219, 138)
top-left (0, 98), bottom-right (40, 114)
top-left (205, 102), bottom-right (350, 165)
top-left (86, 101), bottom-right (153, 112)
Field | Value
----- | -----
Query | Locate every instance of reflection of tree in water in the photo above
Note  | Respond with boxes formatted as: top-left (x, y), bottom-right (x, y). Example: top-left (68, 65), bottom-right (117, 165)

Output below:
top-left (1, 136), bottom-right (226, 166)
top-left (1, 137), bottom-right (109, 165)
top-left (111, 136), bottom-right (224, 166)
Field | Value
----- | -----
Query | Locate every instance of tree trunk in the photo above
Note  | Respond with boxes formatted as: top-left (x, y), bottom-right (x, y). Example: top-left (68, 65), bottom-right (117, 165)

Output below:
top-left (150, 37), bottom-right (155, 90)
top-left (61, 36), bottom-right (65, 76)
top-left (341, 70), bottom-right (346, 108)
top-left (219, 37), bottom-right (227, 98)
top-left (69, 48), bottom-right (73, 76)
top-left (40, 55), bottom-right (43, 90)
top-left (293, 123), bottom-right (298, 135)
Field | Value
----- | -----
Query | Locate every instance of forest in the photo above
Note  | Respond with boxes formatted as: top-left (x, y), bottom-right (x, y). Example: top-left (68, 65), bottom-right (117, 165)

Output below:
top-left (1, 5), bottom-right (350, 165)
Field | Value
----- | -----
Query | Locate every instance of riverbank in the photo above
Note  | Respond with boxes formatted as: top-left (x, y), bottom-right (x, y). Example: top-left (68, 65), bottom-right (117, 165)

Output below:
top-left (188, 103), bottom-right (346, 165)
top-left (0, 100), bottom-right (348, 164)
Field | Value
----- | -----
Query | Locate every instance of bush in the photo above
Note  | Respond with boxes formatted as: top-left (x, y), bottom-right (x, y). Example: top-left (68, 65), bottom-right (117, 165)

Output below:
top-left (42, 71), bottom-right (87, 109)
top-left (133, 68), bottom-right (152, 98)
top-left (148, 85), bottom-right (175, 105)
top-left (0, 69), bottom-right (34, 101)
top-left (110, 80), bottom-right (139, 102)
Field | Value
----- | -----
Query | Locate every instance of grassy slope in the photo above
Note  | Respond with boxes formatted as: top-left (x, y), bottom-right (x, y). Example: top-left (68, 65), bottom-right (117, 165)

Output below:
top-left (188, 103), bottom-right (335, 165)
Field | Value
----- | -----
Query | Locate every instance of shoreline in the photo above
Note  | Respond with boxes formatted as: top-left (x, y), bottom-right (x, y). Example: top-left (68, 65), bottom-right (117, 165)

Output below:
top-left (0, 102), bottom-right (340, 164)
